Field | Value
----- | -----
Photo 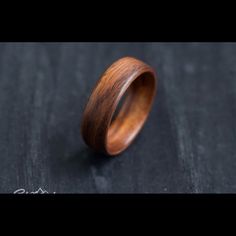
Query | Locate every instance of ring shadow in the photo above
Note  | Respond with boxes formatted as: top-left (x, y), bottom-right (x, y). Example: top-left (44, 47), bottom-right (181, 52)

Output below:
top-left (48, 126), bottom-right (114, 179)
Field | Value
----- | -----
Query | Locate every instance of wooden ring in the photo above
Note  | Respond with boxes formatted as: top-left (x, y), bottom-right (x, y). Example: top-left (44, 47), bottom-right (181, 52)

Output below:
top-left (81, 57), bottom-right (157, 156)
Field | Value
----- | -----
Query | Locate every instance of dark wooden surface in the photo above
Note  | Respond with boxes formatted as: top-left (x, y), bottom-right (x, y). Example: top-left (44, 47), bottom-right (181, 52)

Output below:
top-left (0, 43), bottom-right (235, 193)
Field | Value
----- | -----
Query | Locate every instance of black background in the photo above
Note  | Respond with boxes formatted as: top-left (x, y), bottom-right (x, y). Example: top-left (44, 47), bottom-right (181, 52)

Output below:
top-left (0, 43), bottom-right (235, 193)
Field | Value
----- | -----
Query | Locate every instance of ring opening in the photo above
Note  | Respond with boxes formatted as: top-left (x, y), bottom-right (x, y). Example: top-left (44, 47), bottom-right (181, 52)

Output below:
top-left (107, 72), bottom-right (156, 155)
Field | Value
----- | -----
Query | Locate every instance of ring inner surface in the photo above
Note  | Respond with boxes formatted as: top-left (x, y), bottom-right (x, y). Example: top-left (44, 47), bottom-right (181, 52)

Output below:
top-left (107, 72), bottom-right (155, 155)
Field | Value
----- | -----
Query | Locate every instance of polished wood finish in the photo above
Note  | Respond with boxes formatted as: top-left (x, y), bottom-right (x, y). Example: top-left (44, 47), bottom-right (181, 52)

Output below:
top-left (81, 57), bottom-right (157, 156)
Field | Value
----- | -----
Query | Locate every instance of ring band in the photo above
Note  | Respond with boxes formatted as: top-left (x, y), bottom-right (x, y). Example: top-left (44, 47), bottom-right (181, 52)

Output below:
top-left (81, 57), bottom-right (157, 156)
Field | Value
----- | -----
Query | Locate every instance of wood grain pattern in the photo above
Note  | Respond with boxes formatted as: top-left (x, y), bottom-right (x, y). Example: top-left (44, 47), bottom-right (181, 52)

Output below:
top-left (81, 57), bottom-right (157, 155)
top-left (0, 43), bottom-right (236, 193)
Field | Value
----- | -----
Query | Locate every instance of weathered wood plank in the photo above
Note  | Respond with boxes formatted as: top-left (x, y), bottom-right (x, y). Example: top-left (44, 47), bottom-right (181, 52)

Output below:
top-left (0, 43), bottom-right (235, 193)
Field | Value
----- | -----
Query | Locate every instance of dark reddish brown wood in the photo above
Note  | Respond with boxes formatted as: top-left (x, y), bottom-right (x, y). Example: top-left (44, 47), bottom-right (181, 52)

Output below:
top-left (81, 57), bottom-right (157, 156)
